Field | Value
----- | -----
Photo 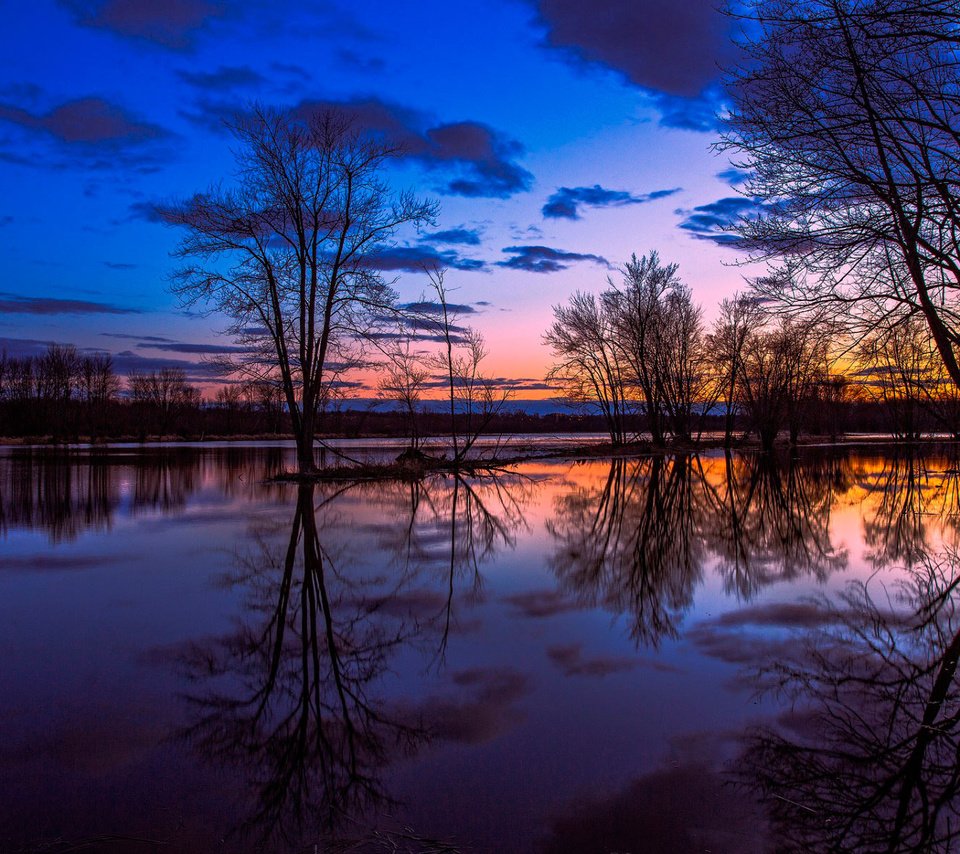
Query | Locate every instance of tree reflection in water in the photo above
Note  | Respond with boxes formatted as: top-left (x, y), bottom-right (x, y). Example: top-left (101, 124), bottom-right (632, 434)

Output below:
top-left (548, 456), bottom-right (705, 646)
top-left (701, 451), bottom-right (849, 597)
top-left (0, 446), bottom-right (288, 541)
top-left (175, 473), bottom-right (533, 848)
top-left (738, 551), bottom-right (960, 853)
top-left (860, 450), bottom-right (960, 569)
top-left (547, 452), bottom-right (848, 645)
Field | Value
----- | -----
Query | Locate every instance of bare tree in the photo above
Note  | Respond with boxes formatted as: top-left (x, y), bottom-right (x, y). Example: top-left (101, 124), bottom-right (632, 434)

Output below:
top-left (546, 251), bottom-right (712, 445)
top-left (545, 291), bottom-right (630, 445)
top-left (708, 293), bottom-right (765, 446)
top-left (375, 321), bottom-right (430, 452)
top-left (128, 368), bottom-right (199, 438)
top-left (214, 383), bottom-right (251, 435)
top-left (856, 315), bottom-right (934, 439)
top-left (721, 0), bottom-right (960, 389)
top-left (738, 319), bottom-right (833, 451)
top-left (739, 550), bottom-right (960, 852)
top-left (162, 106), bottom-right (436, 473)
top-left (605, 251), bottom-right (685, 444)
top-left (650, 284), bottom-right (715, 441)
top-left (77, 353), bottom-right (120, 439)
top-left (429, 269), bottom-right (511, 464)
top-left (35, 344), bottom-right (80, 439)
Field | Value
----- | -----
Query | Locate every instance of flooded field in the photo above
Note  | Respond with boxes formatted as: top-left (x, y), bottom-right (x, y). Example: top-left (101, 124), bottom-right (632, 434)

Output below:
top-left (1, 441), bottom-right (959, 852)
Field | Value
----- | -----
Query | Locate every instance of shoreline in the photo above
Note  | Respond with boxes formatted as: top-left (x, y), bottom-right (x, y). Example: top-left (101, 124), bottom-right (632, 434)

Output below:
top-left (3, 433), bottom-right (959, 484)
top-left (268, 433), bottom-right (960, 483)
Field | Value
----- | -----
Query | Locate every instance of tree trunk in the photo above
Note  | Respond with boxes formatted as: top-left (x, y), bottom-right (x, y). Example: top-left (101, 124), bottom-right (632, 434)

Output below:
top-left (296, 409), bottom-right (317, 473)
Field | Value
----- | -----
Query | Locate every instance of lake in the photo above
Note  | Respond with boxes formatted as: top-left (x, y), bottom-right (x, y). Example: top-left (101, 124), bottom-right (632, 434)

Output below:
top-left (2, 441), bottom-right (959, 852)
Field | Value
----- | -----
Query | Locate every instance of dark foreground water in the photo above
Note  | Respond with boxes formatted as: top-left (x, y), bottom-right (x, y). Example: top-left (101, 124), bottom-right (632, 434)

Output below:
top-left (2, 441), bottom-right (960, 853)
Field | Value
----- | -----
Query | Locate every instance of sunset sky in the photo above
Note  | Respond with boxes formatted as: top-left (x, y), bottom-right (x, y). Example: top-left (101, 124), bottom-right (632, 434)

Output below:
top-left (1, 0), bottom-right (759, 395)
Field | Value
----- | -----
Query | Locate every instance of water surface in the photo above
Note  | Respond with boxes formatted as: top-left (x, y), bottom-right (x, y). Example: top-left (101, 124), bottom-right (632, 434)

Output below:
top-left (2, 443), bottom-right (959, 852)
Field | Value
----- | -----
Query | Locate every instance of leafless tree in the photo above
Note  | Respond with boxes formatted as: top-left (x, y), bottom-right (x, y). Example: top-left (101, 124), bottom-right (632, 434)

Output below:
top-left (545, 290), bottom-right (630, 445)
top-left (77, 353), bottom-right (120, 439)
top-left (707, 293), bottom-right (765, 446)
top-left (857, 313), bottom-right (960, 437)
top-left (857, 315), bottom-right (934, 438)
top-left (161, 106), bottom-right (436, 473)
top-left (605, 251), bottom-right (691, 443)
top-left (738, 319), bottom-right (833, 450)
top-left (722, 0), bottom-right (960, 390)
top-left (375, 321), bottom-right (431, 452)
top-left (128, 368), bottom-right (200, 438)
top-left (428, 269), bottom-right (511, 463)
top-left (546, 252), bottom-right (712, 445)
top-left (547, 456), bottom-right (707, 646)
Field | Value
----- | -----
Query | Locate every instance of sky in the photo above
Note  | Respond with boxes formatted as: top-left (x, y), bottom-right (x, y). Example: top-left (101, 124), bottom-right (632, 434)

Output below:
top-left (0, 0), bottom-right (759, 396)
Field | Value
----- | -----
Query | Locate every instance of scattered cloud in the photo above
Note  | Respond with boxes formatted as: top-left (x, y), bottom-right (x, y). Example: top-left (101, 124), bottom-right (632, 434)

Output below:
top-left (433, 122), bottom-right (532, 197)
top-left (649, 88), bottom-right (723, 132)
top-left (675, 196), bottom-right (766, 246)
top-left (540, 761), bottom-right (770, 853)
top-left (0, 293), bottom-right (141, 315)
top-left (0, 216), bottom-right (13, 227)
top-left (370, 332), bottom-right (470, 345)
top-left (177, 64), bottom-right (265, 91)
top-left (531, 0), bottom-right (734, 97)
top-left (100, 332), bottom-right (177, 343)
top-left (400, 300), bottom-right (476, 315)
top-left (0, 336), bottom-right (60, 358)
top-left (136, 341), bottom-right (252, 354)
top-left (395, 667), bottom-right (532, 745)
top-left (542, 184), bottom-right (680, 219)
top-left (421, 227), bottom-right (483, 246)
top-left (111, 350), bottom-right (223, 376)
top-left (0, 554), bottom-right (125, 572)
top-left (501, 380), bottom-right (558, 392)
top-left (709, 601), bottom-right (841, 629)
top-left (497, 245), bottom-right (608, 273)
top-left (0, 96), bottom-right (168, 146)
top-left (103, 261), bottom-right (137, 270)
top-left (717, 166), bottom-right (753, 186)
top-left (187, 97), bottom-right (533, 198)
top-left (58, 0), bottom-right (234, 50)
top-left (126, 200), bottom-right (165, 222)
top-left (530, 0), bottom-right (732, 132)
top-left (684, 622), bottom-right (795, 666)
top-left (366, 245), bottom-right (486, 273)
top-left (0, 94), bottom-right (175, 173)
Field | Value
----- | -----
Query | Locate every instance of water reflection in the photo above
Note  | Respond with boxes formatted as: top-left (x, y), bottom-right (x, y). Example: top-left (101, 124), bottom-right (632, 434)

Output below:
top-left (701, 452), bottom-right (849, 596)
top-left (0, 446), bottom-right (286, 541)
top-left (178, 484), bottom-right (421, 845)
top-left (736, 551), bottom-right (960, 852)
top-left (6, 445), bottom-right (960, 850)
top-left (175, 472), bottom-right (533, 847)
top-left (548, 456), bottom-right (705, 646)
top-left (0, 451), bottom-right (118, 541)
top-left (859, 450), bottom-right (960, 568)
top-left (547, 452), bottom-right (850, 645)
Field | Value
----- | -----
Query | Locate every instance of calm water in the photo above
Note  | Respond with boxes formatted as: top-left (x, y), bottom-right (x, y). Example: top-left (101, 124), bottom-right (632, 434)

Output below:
top-left (2, 442), bottom-right (960, 852)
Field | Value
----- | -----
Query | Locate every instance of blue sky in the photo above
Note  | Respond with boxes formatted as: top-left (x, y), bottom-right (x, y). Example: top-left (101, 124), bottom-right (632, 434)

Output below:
top-left (0, 0), bottom-right (757, 390)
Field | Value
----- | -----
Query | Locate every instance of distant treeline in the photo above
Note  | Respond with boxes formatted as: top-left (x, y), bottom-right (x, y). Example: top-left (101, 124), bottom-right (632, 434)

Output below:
top-left (0, 346), bottom-right (286, 440)
top-left (0, 343), bottom-right (956, 443)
